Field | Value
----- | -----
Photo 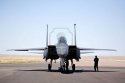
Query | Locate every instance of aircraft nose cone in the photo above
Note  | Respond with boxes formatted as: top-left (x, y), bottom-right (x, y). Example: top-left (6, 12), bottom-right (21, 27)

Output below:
top-left (56, 43), bottom-right (68, 58)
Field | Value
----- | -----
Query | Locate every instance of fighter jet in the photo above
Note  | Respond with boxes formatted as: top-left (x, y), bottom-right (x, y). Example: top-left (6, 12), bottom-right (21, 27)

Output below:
top-left (8, 24), bottom-right (116, 72)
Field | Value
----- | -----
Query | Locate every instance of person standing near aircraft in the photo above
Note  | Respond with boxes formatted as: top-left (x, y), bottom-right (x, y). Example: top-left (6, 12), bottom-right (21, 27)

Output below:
top-left (94, 56), bottom-right (99, 71)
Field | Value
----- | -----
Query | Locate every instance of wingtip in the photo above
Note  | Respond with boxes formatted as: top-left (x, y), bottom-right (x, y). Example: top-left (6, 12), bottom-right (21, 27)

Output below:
top-left (112, 49), bottom-right (117, 51)
top-left (6, 49), bottom-right (13, 51)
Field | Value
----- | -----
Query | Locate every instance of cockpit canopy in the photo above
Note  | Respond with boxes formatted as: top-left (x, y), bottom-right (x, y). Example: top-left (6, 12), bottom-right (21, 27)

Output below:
top-left (58, 36), bottom-right (67, 43)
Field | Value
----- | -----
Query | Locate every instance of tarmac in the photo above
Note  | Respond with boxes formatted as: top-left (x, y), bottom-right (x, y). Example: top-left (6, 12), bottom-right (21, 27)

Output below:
top-left (0, 63), bottom-right (125, 83)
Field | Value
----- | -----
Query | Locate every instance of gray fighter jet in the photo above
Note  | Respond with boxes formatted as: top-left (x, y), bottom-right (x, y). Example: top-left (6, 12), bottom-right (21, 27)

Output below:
top-left (8, 24), bottom-right (116, 72)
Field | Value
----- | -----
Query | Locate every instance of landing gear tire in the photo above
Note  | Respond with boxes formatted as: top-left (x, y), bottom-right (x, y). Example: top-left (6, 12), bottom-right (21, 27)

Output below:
top-left (66, 61), bottom-right (69, 71)
top-left (72, 64), bottom-right (75, 72)
top-left (60, 65), bottom-right (65, 73)
top-left (48, 64), bottom-right (51, 71)
top-left (60, 68), bottom-right (64, 73)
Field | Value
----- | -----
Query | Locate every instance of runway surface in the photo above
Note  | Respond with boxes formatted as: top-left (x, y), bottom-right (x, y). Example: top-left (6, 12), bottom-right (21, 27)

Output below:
top-left (0, 63), bottom-right (125, 83)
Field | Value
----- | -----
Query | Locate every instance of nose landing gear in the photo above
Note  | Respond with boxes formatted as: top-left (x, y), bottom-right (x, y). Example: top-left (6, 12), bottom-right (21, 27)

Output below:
top-left (47, 59), bottom-right (76, 73)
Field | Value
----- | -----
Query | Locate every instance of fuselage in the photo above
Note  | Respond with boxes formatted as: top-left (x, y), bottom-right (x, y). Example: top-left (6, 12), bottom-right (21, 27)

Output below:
top-left (43, 36), bottom-right (80, 61)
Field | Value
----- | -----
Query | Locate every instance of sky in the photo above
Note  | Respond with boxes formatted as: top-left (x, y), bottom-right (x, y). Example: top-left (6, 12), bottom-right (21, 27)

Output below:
top-left (0, 0), bottom-right (125, 56)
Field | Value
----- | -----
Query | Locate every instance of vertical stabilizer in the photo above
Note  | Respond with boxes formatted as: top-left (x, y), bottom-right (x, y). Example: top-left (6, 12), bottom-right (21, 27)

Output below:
top-left (46, 24), bottom-right (48, 47)
top-left (74, 24), bottom-right (76, 45)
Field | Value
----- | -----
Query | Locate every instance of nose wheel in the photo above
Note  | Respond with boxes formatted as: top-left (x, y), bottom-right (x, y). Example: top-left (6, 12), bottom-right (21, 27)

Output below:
top-left (60, 65), bottom-right (65, 73)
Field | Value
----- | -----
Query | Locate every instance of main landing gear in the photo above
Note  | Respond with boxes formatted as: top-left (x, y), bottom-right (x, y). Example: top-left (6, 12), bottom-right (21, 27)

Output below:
top-left (72, 64), bottom-right (75, 72)
top-left (48, 64), bottom-right (51, 71)
top-left (71, 59), bottom-right (75, 72)
top-left (48, 59), bottom-right (52, 71)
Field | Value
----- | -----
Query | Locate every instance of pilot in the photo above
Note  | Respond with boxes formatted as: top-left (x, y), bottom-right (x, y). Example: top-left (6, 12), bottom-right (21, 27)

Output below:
top-left (94, 56), bottom-right (99, 72)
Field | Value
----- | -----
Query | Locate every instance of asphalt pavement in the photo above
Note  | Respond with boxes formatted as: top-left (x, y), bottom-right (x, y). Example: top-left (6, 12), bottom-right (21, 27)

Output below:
top-left (0, 63), bottom-right (125, 83)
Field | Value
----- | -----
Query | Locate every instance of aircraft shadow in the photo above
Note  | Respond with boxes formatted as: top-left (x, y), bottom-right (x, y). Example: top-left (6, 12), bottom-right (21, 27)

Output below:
top-left (18, 69), bottom-right (117, 74)
top-left (18, 69), bottom-right (83, 74)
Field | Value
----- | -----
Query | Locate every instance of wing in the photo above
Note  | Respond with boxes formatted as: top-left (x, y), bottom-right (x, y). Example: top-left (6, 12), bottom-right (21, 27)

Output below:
top-left (80, 52), bottom-right (94, 54)
top-left (79, 48), bottom-right (116, 51)
top-left (7, 48), bottom-right (46, 51)
top-left (28, 52), bottom-right (44, 54)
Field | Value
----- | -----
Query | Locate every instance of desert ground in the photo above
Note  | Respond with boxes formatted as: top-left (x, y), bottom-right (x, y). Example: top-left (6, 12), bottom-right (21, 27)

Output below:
top-left (0, 54), bottom-right (125, 83)
top-left (0, 54), bottom-right (125, 67)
